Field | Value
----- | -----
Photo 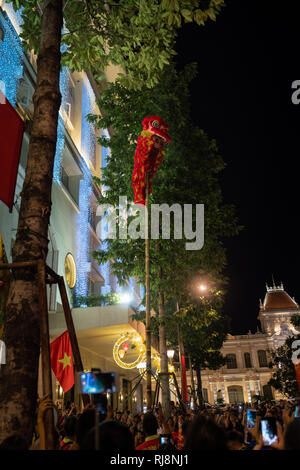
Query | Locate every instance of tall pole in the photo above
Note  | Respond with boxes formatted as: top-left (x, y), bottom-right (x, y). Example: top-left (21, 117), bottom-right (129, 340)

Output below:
top-left (177, 301), bottom-right (188, 404)
top-left (37, 259), bottom-right (55, 450)
top-left (145, 171), bottom-right (152, 409)
top-left (57, 276), bottom-right (90, 407)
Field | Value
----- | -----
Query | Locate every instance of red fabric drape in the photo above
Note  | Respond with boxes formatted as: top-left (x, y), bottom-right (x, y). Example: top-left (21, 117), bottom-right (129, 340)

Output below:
top-left (0, 91), bottom-right (24, 212)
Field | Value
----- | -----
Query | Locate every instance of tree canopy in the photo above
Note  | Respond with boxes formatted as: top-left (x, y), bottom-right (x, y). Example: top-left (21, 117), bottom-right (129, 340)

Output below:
top-left (90, 62), bottom-right (241, 306)
top-left (9, 0), bottom-right (225, 89)
top-left (268, 315), bottom-right (300, 398)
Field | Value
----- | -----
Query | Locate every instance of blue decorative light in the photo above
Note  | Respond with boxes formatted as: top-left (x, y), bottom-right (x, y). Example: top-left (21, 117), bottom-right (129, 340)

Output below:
top-left (99, 259), bottom-right (111, 296)
top-left (53, 58), bottom-right (69, 183)
top-left (0, 12), bottom-right (23, 106)
top-left (53, 116), bottom-right (65, 183)
top-left (75, 160), bottom-right (92, 298)
top-left (81, 79), bottom-right (96, 164)
top-left (3, 3), bottom-right (23, 31)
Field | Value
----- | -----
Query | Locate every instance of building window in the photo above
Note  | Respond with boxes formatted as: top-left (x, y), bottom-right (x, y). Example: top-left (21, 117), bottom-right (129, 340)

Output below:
top-left (226, 354), bottom-right (237, 369)
top-left (262, 384), bottom-right (273, 400)
top-left (244, 352), bottom-right (252, 368)
top-left (202, 388), bottom-right (208, 403)
top-left (258, 350), bottom-right (268, 368)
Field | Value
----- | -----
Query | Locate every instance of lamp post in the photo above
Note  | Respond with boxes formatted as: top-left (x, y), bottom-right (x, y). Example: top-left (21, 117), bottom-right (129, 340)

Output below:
top-left (177, 283), bottom-right (208, 407)
top-left (167, 348), bottom-right (175, 362)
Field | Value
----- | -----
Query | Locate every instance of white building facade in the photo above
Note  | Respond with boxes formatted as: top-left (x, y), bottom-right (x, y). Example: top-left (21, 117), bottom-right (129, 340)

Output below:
top-left (199, 284), bottom-right (300, 404)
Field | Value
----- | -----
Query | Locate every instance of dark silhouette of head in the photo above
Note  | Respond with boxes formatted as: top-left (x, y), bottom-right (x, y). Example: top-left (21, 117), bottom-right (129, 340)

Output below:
top-left (284, 419), bottom-right (300, 450)
top-left (63, 415), bottom-right (77, 438)
top-left (142, 412), bottom-right (158, 437)
top-left (184, 415), bottom-right (227, 450)
top-left (75, 409), bottom-right (96, 449)
top-left (0, 434), bottom-right (28, 450)
top-left (81, 419), bottom-right (134, 451)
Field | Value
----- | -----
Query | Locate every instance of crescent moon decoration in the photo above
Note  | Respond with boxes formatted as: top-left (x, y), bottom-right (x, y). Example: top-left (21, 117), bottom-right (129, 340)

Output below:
top-left (113, 333), bottom-right (146, 369)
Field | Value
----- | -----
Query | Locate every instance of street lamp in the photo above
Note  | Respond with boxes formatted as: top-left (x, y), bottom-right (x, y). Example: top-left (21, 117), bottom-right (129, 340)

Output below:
top-left (199, 284), bottom-right (207, 292)
top-left (119, 292), bottom-right (132, 304)
top-left (167, 348), bottom-right (175, 361)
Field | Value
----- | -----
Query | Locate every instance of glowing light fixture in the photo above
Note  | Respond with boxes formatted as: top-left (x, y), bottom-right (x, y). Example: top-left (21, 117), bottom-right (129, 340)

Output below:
top-left (167, 349), bottom-right (175, 360)
top-left (119, 292), bottom-right (132, 304)
top-left (113, 334), bottom-right (146, 369)
top-left (199, 284), bottom-right (207, 292)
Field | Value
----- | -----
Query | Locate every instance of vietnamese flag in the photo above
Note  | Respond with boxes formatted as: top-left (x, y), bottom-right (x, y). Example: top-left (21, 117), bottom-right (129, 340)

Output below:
top-left (50, 331), bottom-right (74, 393)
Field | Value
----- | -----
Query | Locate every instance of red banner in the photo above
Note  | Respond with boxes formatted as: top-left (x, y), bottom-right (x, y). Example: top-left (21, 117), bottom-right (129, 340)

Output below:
top-left (0, 91), bottom-right (24, 212)
top-left (295, 363), bottom-right (300, 391)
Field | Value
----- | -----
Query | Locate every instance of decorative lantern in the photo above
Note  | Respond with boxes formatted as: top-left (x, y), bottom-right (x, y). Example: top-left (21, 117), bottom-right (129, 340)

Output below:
top-left (122, 342), bottom-right (130, 352)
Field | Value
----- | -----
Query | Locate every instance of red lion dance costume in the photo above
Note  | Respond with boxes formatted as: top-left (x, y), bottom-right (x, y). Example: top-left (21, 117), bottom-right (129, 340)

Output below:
top-left (132, 116), bottom-right (171, 205)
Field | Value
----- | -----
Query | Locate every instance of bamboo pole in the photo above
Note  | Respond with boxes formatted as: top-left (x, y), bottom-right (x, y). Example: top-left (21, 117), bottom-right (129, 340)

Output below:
top-left (145, 171), bottom-right (152, 409)
top-left (37, 259), bottom-right (55, 450)
top-left (57, 276), bottom-right (90, 407)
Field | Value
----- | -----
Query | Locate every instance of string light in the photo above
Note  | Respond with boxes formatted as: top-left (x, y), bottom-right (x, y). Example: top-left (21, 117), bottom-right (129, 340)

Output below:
top-left (53, 56), bottom-right (69, 183)
top-left (2, 3), bottom-right (23, 34)
top-left (81, 78), bottom-right (96, 165)
top-left (75, 160), bottom-right (92, 298)
top-left (0, 12), bottom-right (23, 106)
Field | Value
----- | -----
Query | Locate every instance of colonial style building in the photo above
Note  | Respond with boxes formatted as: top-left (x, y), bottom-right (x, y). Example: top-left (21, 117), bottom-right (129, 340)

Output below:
top-left (199, 283), bottom-right (299, 404)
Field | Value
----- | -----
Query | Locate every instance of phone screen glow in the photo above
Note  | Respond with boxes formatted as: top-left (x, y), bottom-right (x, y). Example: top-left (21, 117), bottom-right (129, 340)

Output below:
top-left (261, 420), bottom-right (278, 446)
top-left (246, 410), bottom-right (256, 428)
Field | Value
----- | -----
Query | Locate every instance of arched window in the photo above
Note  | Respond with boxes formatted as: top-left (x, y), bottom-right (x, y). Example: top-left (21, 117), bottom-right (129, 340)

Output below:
top-left (258, 350), bottom-right (268, 367)
top-left (244, 352), bottom-right (252, 368)
top-left (226, 354), bottom-right (237, 369)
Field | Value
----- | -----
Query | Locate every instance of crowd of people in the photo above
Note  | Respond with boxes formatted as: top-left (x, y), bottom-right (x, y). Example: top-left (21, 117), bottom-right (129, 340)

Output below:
top-left (0, 397), bottom-right (300, 451)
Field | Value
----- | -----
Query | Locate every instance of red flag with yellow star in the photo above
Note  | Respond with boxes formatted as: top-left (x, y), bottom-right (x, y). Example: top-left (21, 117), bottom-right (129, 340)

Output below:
top-left (50, 331), bottom-right (74, 393)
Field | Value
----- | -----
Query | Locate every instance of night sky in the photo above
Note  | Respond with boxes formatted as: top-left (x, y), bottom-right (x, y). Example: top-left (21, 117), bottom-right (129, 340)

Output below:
top-left (176, 0), bottom-right (300, 334)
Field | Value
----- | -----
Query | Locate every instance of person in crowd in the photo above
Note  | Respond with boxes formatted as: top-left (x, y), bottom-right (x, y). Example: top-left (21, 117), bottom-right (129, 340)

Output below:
top-left (184, 415), bottom-right (228, 450)
top-left (226, 430), bottom-right (248, 450)
top-left (60, 415), bottom-right (77, 450)
top-left (283, 417), bottom-right (300, 450)
top-left (0, 435), bottom-right (28, 450)
top-left (70, 407), bottom-right (96, 450)
top-left (136, 412), bottom-right (160, 450)
top-left (81, 419), bottom-right (135, 451)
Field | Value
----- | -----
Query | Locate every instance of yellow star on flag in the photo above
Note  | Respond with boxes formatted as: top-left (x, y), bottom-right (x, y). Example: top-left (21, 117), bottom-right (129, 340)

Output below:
top-left (58, 352), bottom-right (72, 370)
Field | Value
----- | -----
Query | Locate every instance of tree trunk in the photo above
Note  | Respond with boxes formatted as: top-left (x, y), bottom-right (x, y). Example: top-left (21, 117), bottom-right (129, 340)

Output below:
top-left (157, 254), bottom-right (170, 419)
top-left (0, 0), bottom-right (62, 446)
top-left (195, 365), bottom-right (204, 407)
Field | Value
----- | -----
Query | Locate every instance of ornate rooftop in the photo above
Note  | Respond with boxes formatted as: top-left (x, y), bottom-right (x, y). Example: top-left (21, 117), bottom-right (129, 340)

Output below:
top-left (261, 283), bottom-right (298, 310)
